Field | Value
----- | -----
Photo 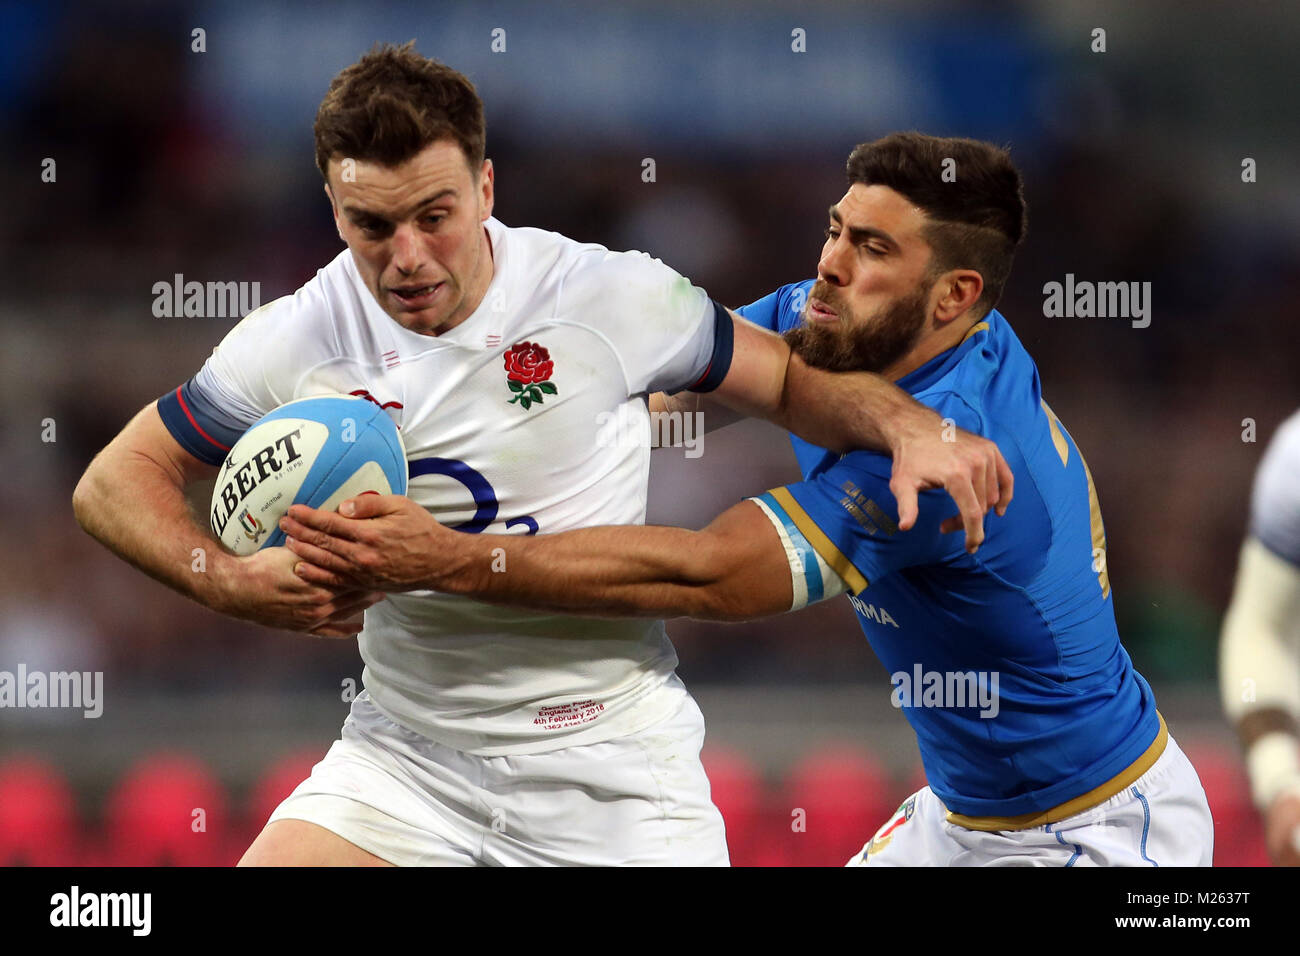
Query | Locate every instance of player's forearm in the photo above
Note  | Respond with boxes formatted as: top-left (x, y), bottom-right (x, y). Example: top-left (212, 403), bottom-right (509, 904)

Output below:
top-left (714, 314), bottom-right (928, 454)
top-left (73, 446), bottom-right (235, 610)
top-left (775, 353), bottom-right (937, 455)
top-left (432, 526), bottom-right (753, 622)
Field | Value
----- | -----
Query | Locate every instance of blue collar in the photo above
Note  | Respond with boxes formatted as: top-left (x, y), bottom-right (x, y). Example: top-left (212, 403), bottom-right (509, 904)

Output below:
top-left (896, 312), bottom-right (999, 395)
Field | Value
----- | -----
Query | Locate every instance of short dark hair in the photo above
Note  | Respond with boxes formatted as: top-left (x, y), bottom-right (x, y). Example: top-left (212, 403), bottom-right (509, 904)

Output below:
top-left (846, 132), bottom-right (1027, 316)
top-left (314, 41), bottom-right (486, 183)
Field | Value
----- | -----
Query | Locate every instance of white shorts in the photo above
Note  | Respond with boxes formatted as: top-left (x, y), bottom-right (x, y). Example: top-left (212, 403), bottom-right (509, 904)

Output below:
top-left (267, 688), bottom-right (729, 866)
top-left (847, 732), bottom-right (1213, 866)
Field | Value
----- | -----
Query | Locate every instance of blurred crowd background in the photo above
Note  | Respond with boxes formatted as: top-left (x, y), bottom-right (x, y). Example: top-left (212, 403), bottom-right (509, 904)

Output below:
top-left (0, 0), bottom-right (1296, 864)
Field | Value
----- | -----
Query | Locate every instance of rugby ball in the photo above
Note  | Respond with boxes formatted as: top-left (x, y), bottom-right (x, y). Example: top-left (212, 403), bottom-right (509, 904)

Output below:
top-left (209, 395), bottom-right (408, 556)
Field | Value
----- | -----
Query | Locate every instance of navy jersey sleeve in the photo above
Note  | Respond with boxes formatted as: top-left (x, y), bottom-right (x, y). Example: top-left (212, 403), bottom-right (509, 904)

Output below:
top-left (683, 299), bottom-right (734, 393)
top-left (152, 294), bottom-right (319, 466)
top-left (156, 379), bottom-right (246, 466)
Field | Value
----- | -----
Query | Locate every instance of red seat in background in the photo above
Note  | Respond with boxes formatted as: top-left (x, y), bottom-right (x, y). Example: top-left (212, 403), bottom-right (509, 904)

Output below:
top-left (0, 757), bottom-right (80, 866)
top-left (103, 753), bottom-right (232, 866)
top-left (778, 746), bottom-right (898, 867)
top-left (1182, 742), bottom-right (1269, 867)
top-left (701, 747), bottom-right (766, 867)
top-left (244, 747), bottom-right (324, 846)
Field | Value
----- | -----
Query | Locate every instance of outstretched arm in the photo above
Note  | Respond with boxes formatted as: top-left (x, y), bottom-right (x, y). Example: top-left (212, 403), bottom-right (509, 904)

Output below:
top-left (279, 448), bottom-right (948, 627)
top-left (280, 493), bottom-right (798, 622)
top-left (692, 312), bottom-right (1012, 552)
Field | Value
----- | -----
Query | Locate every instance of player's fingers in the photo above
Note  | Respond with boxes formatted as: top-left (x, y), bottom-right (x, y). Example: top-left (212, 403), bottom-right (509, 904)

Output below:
top-left (946, 477), bottom-right (985, 553)
top-left (892, 477), bottom-right (919, 532)
top-left (983, 450), bottom-right (1000, 513)
top-left (291, 559), bottom-right (355, 590)
top-left (338, 492), bottom-right (398, 518)
top-left (285, 504), bottom-right (366, 542)
top-left (303, 597), bottom-right (369, 630)
top-left (280, 514), bottom-right (364, 559)
top-left (995, 451), bottom-right (1015, 516)
top-left (282, 577), bottom-right (350, 606)
top-left (939, 515), bottom-right (963, 535)
top-left (309, 588), bottom-right (386, 619)
top-left (307, 616), bottom-right (365, 639)
top-left (962, 449), bottom-right (993, 513)
top-left (325, 590), bottom-right (386, 617)
top-left (284, 533), bottom-right (362, 576)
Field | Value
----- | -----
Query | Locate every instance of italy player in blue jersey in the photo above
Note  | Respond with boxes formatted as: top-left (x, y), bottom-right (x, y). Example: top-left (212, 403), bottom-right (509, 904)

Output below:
top-left (281, 132), bottom-right (1213, 866)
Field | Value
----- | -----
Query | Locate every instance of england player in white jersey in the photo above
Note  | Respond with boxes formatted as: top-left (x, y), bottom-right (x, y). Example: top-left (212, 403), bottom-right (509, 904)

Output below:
top-left (1221, 409), bottom-right (1300, 866)
top-left (72, 44), bottom-right (1011, 866)
top-left (178, 216), bottom-right (739, 757)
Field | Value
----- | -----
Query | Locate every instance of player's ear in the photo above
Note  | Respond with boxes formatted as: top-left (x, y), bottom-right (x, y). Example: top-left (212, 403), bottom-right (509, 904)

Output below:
top-left (478, 159), bottom-right (494, 221)
top-left (934, 270), bottom-right (983, 324)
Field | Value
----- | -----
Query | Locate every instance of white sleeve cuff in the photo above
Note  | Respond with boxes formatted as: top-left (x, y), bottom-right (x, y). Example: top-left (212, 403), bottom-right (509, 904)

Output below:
top-left (750, 496), bottom-right (847, 611)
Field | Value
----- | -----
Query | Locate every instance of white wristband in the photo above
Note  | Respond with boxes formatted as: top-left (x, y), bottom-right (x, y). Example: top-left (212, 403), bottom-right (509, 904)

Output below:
top-left (1246, 731), bottom-right (1300, 811)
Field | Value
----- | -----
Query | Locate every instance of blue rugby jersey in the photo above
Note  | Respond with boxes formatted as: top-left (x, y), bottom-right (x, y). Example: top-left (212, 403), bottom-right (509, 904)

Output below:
top-left (738, 282), bottom-right (1160, 818)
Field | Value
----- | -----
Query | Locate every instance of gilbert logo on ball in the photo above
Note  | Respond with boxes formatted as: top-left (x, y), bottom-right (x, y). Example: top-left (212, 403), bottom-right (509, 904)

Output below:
top-left (210, 394), bottom-right (408, 556)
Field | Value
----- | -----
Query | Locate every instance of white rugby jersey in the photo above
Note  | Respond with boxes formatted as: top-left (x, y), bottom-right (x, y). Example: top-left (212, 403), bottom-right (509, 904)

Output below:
top-left (158, 217), bottom-right (732, 754)
top-left (1251, 410), bottom-right (1300, 568)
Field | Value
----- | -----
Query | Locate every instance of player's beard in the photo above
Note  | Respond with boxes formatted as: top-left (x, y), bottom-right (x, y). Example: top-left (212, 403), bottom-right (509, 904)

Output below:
top-left (785, 280), bottom-right (932, 374)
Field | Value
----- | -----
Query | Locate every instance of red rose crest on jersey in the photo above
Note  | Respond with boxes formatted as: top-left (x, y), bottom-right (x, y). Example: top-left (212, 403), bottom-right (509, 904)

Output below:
top-left (504, 341), bottom-right (557, 410)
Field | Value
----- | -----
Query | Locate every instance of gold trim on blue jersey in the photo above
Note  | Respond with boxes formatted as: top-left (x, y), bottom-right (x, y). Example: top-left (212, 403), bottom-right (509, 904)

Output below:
top-left (752, 493), bottom-right (824, 608)
top-left (1079, 453), bottom-right (1111, 599)
top-left (1041, 399), bottom-right (1110, 599)
top-left (1040, 399), bottom-right (1070, 467)
top-left (769, 487), bottom-right (870, 594)
top-left (943, 713), bottom-right (1168, 832)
